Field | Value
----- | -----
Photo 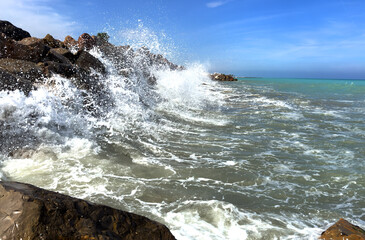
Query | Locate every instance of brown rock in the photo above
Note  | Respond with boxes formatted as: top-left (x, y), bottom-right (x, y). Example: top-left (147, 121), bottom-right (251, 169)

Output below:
top-left (0, 58), bottom-right (43, 82)
top-left (44, 48), bottom-right (73, 65)
top-left (50, 47), bottom-right (77, 63)
top-left (0, 181), bottom-right (176, 240)
top-left (319, 218), bottom-right (365, 240)
top-left (0, 20), bottom-right (31, 41)
top-left (210, 73), bottom-right (237, 81)
top-left (0, 36), bottom-right (50, 63)
top-left (64, 35), bottom-right (78, 49)
top-left (43, 34), bottom-right (64, 48)
top-left (78, 33), bottom-right (96, 50)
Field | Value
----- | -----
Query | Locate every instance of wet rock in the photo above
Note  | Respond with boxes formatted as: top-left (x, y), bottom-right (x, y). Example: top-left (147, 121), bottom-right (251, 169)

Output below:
top-left (0, 69), bottom-right (33, 95)
top-left (44, 48), bottom-right (73, 65)
top-left (78, 33), bottom-right (96, 50)
top-left (210, 73), bottom-right (237, 81)
top-left (0, 58), bottom-right (43, 83)
top-left (43, 34), bottom-right (64, 48)
top-left (0, 181), bottom-right (176, 240)
top-left (319, 218), bottom-right (365, 240)
top-left (40, 61), bottom-right (77, 78)
top-left (0, 36), bottom-right (50, 63)
top-left (75, 50), bottom-right (106, 74)
top-left (17, 37), bottom-right (50, 62)
top-left (0, 20), bottom-right (31, 41)
top-left (50, 47), bottom-right (77, 63)
top-left (64, 35), bottom-right (78, 49)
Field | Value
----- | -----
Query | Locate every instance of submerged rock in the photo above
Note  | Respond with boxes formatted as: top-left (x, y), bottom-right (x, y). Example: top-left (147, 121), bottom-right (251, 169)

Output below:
top-left (0, 20), bottom-right (31, 41)
top-left (319, 218), bottom-right (365, 240)
top-left (0, 181), bottom-right (176, 240)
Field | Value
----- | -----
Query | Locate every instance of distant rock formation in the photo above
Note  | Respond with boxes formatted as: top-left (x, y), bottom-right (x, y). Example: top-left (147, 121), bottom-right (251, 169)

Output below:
top-left (209, 73), bottom-right (237, 81)
top-left (319, 218), bottom-right (365, 240)
top-left (0, 181), bottom-right (176, 240)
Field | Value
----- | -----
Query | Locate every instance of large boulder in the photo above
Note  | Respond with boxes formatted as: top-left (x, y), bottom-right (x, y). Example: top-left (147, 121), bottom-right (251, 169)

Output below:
top-left (78, 33), bottom-right (96, 50)
top-left (0, 35), bottom-right (50, 63)
top-left (17, 37), bottom-right (50, 62)
top-left (44, 48), bottom-right (73, 65)
top-left (319, 218), bottom-right (365, 240)
top-left (64, 35), bottom-right (78, 49)
top-left (0, 20), bottom-right (31, 41)
top-left (0, 58), bottom-right (43, 82)
top-left (50, 47), bottom-right (77, 63)
top-left (0, 181), bottom-right (176, 240)
top-left (43, 34), bottom-right (64, 48)
top-left (75, 50), bottom-right (106, 74)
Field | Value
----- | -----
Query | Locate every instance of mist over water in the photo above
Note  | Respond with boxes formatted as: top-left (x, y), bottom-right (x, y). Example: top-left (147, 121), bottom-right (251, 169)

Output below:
top-left (1, 26), bottom-right (365, 239)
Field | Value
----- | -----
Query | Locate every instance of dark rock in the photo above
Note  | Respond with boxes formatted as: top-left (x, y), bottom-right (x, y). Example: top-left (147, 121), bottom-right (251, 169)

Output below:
top-left (17, 37), bottom-right (50, 62)
top-left (320, 218), bottom-right (365, 240)
top-left (0, 33), bottom-right (16, 58)
top-left (78, 33), bottom-right (96, 50)
top-left (50, 47), bottom-right (77, 63)
top-left (43, 34), bottom-right (64, 48)
top-left (41, 61), bottom-right (77, 78)
top-left (75, 50), bottom-right (105, 74)
top-left (64, 35), bottom-right (78, 49)
top-left (0, 181), bottom-right (176, 240)
top-left (0, 58), bottom-right (43, 83)
top-left (210, 73), bottom-right (237, 81)
top-left (44, 48), bottom-right (73, 65)
top-left (0, 69), bottom-right (33, 95)
top-left (0, 36), bottom-right (50, 63)
top-left (0, 20), bottom-right (31, 41)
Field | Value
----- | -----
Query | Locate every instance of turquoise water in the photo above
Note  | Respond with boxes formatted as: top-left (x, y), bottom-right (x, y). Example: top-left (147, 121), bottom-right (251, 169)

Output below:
top-left (1, 62), bottom-right (364, 239)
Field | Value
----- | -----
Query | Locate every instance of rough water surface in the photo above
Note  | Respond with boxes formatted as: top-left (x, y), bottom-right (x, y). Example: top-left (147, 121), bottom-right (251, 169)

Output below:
top-left (0, 44), bottom-right (364, 240)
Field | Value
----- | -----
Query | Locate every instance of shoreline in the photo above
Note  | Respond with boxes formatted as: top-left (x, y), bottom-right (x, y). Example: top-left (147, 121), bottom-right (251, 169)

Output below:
top-left (1, 20), bottom-right (365, 239)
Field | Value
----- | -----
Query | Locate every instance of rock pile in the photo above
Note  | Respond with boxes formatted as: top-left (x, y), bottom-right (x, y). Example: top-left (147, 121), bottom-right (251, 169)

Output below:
top-left (0, 181), bottom-right (176, 240)
top-left (0, 21), bottom-right (181, 97)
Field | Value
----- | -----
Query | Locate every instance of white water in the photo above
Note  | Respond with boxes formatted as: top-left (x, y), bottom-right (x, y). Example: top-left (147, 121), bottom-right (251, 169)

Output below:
top-left (1, 27), bottom-right (364, 239)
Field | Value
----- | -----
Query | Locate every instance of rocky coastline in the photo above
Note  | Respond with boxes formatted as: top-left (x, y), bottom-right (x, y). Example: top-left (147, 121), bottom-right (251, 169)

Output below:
top-left (0, 20), bottom-right (364, 239)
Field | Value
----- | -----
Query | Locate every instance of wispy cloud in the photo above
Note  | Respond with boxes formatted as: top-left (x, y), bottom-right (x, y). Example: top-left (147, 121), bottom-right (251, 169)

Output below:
top-left (206, 0), bottom-right (232, 8)
top-left (0, 0), bottom-right (78, 39)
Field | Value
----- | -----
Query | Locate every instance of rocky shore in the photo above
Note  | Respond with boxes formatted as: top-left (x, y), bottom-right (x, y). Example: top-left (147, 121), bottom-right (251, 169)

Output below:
top-left (1, 20), bottom-right (364, 239)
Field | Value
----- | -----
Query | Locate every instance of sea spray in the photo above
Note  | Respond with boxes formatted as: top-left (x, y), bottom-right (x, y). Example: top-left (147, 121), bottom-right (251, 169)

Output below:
top-left (1, 24), bottom-right (365, 239)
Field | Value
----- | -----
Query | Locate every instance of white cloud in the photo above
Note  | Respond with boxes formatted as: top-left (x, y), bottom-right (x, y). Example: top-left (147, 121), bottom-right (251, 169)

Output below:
top-left (0, 0), bottom-right (78, 40)
top-left (206, 0), bottom-right (232, 8)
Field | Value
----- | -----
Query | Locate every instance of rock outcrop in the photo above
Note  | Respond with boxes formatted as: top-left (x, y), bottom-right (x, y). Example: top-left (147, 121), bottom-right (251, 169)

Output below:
top-left (320, 218), bottom-right (365, 240)
top-left (0, 181), bottom-right (176, 240)
top-left (210, 73), bottom-right (237, 81)
top-left (0, 20), bottom-right (31, 41)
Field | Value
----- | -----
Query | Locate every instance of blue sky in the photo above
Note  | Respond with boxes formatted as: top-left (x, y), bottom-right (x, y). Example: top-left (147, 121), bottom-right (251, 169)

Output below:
top-left (2, 0), bottom-right (365, 79)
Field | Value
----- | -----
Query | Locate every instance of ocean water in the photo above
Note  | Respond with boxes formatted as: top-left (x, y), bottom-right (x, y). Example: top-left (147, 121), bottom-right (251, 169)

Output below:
top-left (1, 48), bottom-right (365, 238)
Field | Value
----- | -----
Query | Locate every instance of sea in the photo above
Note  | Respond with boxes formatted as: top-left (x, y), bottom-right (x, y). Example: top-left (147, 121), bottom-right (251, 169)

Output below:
top-left (0, 48), bottom-right (364, 239)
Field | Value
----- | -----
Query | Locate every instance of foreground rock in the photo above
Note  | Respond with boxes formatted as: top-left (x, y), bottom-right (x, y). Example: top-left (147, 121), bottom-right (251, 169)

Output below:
top-left (319, 218), bottom-right (365, 240)
top-left (210, 73), bottom-right (237, 81)
top-left (0, 181), bottom-right (176, 240)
